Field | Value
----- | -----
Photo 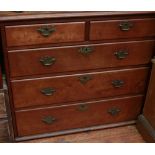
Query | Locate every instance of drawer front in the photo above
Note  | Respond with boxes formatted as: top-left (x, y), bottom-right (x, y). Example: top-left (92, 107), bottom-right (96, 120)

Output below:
top-left (90, 19), bottom-right (155, 41)
top-left (5, 22), bottom-right (85, 47)
top-left (11, 67), bottom-right (149, 109)
top-left (15, 95), bottom-right (143, 136)
top-left (8, 40), bottom-right (154, 77)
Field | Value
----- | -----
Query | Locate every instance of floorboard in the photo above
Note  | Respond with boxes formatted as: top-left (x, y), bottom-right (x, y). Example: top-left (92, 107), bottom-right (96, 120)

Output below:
top-left (26, 125), bottom-right (145, 143)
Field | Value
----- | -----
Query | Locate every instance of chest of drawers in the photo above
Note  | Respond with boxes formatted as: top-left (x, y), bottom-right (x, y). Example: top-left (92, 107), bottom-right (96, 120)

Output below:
top-left (0, 11), bottom-right (155, 142)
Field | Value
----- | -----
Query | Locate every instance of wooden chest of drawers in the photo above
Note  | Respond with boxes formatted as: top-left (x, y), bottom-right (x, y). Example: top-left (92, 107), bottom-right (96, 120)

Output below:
top-left (0, 11), bottom-right (155, 141)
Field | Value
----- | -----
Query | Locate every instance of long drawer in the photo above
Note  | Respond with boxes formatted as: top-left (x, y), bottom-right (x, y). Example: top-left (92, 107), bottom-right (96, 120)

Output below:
top-left (5, 22), bottom-right (85, 47)
top-left (90, 18), bottom-right (155, 41)
top-left (11, 67), bottom-right (149, 109)
top-left (15, 95), bottom-right (143, 137)
top-left (8, 40), bottom-right (154, 77)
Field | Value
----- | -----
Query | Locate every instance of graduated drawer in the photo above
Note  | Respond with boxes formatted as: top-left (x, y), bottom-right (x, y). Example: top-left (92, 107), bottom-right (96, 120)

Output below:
top-left (90, 18), bottom-right (155, 41)
top-left (8, 40), bottom-right (154, 77)
top-left (11, 67), bottom-right (149, 109)
top-left (5, 22), bottom-right (85, 47)
top-left (15, 95), bottom-right (143, 137)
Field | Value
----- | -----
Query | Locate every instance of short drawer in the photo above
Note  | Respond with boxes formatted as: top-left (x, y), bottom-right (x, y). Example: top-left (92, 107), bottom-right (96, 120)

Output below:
top-left (15, 95), bottom-right (143, 137)
top-left (90, 18), bottom-right (155, 41)
top-left (5, 22), bottom-right (85, 47)
top-left (11, 67), bottom-right (149, 109)
top-left (8, 40), bottom-right (154, 77)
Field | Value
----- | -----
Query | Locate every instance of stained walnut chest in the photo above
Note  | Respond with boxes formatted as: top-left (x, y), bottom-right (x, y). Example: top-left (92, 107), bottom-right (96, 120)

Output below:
top-left (0, 11), bottom-right (155, 141)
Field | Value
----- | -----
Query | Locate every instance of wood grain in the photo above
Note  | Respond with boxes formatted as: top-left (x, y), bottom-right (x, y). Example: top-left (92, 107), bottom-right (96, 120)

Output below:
top-left (0, 11), bottom-right (155, 22)
top-left (8, 40), bottom-right (155, 78)
top-left (15, 95), bottom-right (143, 137)
top-left (5, 22), bottom-right (85, 47)
top-left (90, 18), bottom-right (155, 40)
top-left (11, 67), bottom-right (149, 109)
top-left (1, 11), bottom-right (155, 142)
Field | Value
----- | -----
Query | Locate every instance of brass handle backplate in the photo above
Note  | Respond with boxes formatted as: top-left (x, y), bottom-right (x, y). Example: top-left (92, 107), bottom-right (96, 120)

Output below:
top-left (114, 50), bottom-right (128, 59)
top-left (119, 21), bottom-right (133, 31)
top-left (79, 47), bottom-right (93, 56)
top-left (42, 116), bottom-right (56, 124)
top-left (78, 75), bottom-right (92, 84)
top-left (37, 26), bottom-right (55, 37)
top-left (108, 107), bottom-right (121, 116)
top-left (112, 80), bottom-right (124, 88)
top-left (41, 87), bottom-right (56, 96)
top-left (40, 56), bottom-right (56, 66)
top-left (77, 104), bottom-right (88, 112)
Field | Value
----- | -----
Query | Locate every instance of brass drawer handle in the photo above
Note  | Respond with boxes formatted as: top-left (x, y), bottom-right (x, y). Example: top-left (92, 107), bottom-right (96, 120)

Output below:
top-left (108, 107), bottom-right (121, 116)
top-left (42, 116), bottom-right (56, 124)
top-left (79, 47), bottom-right (93, 56)
top-left (37, 26), bottom-right (55, 37)
top-left (112, 80), bottom-right (124, 88)
top-left (41, 87), bottom-right (56, 96)
top-left (78, 75), bottom-right (92, 84)
top-left (114, 50), bottom-right (128, 59)
top-left (119, 21), bottom-right (133, 31)
top-left (40, 56), bottom-right (56, 66)
top-left (77, 104), bottom-right (88, 112)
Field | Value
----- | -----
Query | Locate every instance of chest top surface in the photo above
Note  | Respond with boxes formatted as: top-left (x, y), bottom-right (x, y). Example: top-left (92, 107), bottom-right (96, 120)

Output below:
top-left (0, 11), bottom-right (155, 22)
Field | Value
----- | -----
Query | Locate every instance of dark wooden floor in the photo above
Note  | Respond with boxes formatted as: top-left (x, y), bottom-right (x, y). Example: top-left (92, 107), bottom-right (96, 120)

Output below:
top-left (26, 125), bottom-right (145, 143)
